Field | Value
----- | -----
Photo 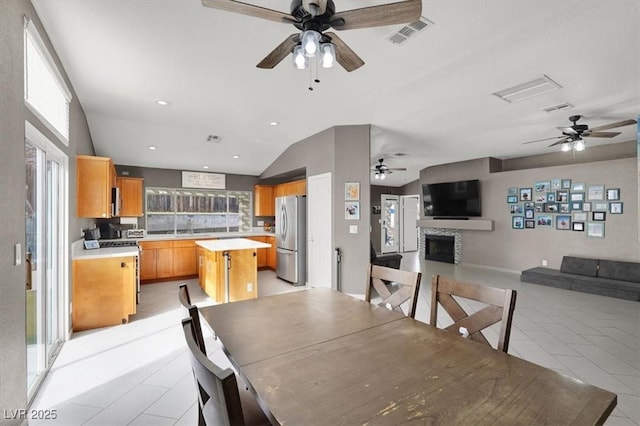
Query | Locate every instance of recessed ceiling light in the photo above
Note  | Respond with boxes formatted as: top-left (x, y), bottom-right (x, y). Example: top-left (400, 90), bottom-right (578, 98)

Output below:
top-left (232, 155), bottom-right (240, 159)
top-left (203, 165), bottom-right (210, 169)
top-left (156, 100), bottom-right (170, 106)
top-left (147, 145), bottom-right (157, 150)
top-left (269, 121), bottom-right (279, 126)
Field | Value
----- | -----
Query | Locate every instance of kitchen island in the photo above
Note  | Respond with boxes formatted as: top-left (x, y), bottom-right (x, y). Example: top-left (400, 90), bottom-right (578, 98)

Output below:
top-left (196, 238), bottom-right (271, 303)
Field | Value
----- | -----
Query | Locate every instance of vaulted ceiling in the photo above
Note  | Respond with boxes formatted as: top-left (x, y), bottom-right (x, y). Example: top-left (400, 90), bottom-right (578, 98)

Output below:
top-left (32, 0), bottom-right (639, 186)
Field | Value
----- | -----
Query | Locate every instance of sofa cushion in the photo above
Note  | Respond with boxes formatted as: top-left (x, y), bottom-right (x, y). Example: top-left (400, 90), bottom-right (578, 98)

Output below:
top-left (560, 256), bottom-right (599, 277)
top-left (571, 275), bottom-right (640, 301)
top-left (597, 260), bottom-right (640, 283)
top-left (520, 267), bottom-right (572, 289)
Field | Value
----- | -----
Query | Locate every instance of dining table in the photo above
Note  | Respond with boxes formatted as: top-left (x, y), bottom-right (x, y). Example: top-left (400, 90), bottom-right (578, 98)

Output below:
top-left (199, 287), bottom-right (616, 425)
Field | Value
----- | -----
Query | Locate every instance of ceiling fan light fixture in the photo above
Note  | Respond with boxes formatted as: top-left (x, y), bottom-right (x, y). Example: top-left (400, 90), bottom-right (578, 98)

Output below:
top-left (292, 45), bottom-right (308, 69)
top-left (380, 172), bottom-right (386, 180)
top-left (301, 30), bottom-right (321, 57)
top-left (574, 138), bottom-right (585, 151)
top-left (320, 42), bottom-right (335, 68)
top-left (561, 142), bottom-right (571, 152)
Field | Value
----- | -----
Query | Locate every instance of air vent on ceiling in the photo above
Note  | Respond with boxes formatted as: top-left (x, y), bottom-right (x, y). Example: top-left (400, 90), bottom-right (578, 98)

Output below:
top-left (386, 16), bottom-right (434, 45)
top-left (492, 75), bottom-right (562, 103)
top-left (206, 135), bottom-right (221, 143)
top-left (542, 102), bottom-right (574, 113)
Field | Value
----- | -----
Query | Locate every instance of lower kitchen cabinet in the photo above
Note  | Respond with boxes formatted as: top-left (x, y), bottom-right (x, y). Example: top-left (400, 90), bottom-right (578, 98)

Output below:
top-left (72, 256), bottom-right (136, 331)
top-left (246, 236), bottom-right (268, 268)
top-left (266, 236), bottom-right (276, 270)
top-left (140, 239), bottom-right (209, 283)
top-left (173, 240), bottom-right (198, 277)
top-left (201, 247), bottom-right (257, 303)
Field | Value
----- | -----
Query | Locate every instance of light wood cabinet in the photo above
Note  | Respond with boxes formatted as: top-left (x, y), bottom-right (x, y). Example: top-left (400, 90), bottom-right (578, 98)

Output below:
top-left (202, 247), bottom-right (257, 303)
top-left (116, 177), bottom-right (144, 217)
top-left (266, 236), bottom-right (276, 270)
top-left (139, 240), bottom-right (174, 281)
top-left (76, 155), bottom-right (116, 218)
top-left (274, 179), bottom-right (306, 198)
top-left (246, 236), bottom-right (269, 268)
top-left (254, 185), bottom-right (274, 216)
top-left (173, 240), bottom-right (198, 277)
top-left (72, 256), bottom-right (136, 331)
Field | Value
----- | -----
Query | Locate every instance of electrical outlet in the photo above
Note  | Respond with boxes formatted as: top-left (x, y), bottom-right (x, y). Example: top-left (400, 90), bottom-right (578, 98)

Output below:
top-left (542, 259), bottom-right (548, 266)
top-left (247, 283), bottom-right (253, 292)
top-left (257, 220), bottom-right (264, 226)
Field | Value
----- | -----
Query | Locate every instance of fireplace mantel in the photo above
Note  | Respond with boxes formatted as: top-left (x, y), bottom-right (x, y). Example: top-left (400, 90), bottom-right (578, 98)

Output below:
top-left (418, 219), bottom-right (494, 231)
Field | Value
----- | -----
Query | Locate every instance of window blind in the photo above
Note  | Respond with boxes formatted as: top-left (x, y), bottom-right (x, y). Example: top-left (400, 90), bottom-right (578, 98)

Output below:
top-left (24, 18), bottom-right (71, 144)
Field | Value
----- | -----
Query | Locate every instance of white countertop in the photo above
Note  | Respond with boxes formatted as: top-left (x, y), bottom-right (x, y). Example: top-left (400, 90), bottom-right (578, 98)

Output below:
top-left (196, 238), bottom-right (271, 252)
top-left (72, 241), bottom-right (139, 260)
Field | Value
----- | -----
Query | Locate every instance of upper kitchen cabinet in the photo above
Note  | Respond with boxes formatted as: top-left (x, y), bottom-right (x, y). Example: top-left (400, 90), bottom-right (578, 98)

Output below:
top-left (274, 179), bottom-right (306, 198)
top-left (116, 177), bottom-right (144, 217)
top-left (76, 155), bottom-right (116, 218)
top-left (254, 184), bottom-right (274, 216)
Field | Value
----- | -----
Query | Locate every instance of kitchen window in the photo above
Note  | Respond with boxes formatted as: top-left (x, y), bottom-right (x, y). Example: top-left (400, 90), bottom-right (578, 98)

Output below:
top-left (145, 187), bottom-right (252, 235)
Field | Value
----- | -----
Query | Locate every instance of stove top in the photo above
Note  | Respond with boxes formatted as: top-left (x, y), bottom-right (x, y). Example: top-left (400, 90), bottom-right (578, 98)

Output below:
top-left (99, 240), bottom-right (139, 248)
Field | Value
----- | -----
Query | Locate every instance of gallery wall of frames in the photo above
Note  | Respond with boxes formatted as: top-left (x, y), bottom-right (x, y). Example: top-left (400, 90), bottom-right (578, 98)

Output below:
top-left (507, 178), bottom-right (624, 238)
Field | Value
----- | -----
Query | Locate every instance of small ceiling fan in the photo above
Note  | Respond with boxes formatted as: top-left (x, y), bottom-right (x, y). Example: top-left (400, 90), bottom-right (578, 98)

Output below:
top-left (200, 0), bottom-right (422, 72)
top-left (372, 158), bottom-right (407, 180)
top-left (522, 115), bottom-right (637, 148)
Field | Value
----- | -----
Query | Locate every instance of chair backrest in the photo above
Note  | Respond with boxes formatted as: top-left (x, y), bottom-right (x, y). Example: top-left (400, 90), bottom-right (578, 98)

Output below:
top-left (365, 264), bottom-right (422, 318)
top-left (182, 317), bottom-right (245, 426)
top-left (178, 283), bottom-right (192, 309)
top-left (430, 274), bottom-right (517, 353)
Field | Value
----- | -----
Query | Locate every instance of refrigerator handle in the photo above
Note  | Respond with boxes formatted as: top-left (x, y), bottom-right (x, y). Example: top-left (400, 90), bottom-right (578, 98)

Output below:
top-left (281, 203), bottom-right (287, 240)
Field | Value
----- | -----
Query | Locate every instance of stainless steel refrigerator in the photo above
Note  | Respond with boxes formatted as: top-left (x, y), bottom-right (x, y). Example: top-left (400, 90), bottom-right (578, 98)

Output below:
top-left (276, 195), bottom-right (306, 286)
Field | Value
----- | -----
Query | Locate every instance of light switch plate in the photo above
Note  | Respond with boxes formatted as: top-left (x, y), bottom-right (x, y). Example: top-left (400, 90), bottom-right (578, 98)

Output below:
top-left (349, 225), bottom-right (358, 234)
top-left (15, 243), bottom-right (21, 265)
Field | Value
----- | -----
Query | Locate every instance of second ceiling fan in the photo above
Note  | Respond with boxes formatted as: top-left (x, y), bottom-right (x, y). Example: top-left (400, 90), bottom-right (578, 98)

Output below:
top-left (372, 158), bottom-right (406, 180)
top-left (200, 0), bottom-right (422, 72)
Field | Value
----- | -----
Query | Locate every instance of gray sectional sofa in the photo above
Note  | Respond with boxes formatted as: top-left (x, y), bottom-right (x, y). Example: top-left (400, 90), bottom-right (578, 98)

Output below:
top-left (520, 256), bottom-right (640, 301)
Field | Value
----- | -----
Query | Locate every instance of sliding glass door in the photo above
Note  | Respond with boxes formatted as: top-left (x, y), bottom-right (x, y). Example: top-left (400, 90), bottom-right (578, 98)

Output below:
top-left (25, 123), bottom-right (68, 399)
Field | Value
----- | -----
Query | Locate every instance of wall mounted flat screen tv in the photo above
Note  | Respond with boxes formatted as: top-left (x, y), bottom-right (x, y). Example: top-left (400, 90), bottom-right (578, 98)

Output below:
top-left (422, 179), bottom-right (481, 218)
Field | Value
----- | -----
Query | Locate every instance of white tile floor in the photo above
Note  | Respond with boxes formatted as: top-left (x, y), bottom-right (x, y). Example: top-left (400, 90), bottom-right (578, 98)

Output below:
top-left (30, 253), bottom-right (639, 425)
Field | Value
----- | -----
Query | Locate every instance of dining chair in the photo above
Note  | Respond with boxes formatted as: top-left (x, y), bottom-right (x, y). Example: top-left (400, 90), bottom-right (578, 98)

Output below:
top-left (182, 317), bottom-right (272, 426)
top-left (178, 283), bottom-right (192, 309)
top-left (365, 264), bottom-right (422, 318)
top-left (430, 274), bottom-right (517, 353)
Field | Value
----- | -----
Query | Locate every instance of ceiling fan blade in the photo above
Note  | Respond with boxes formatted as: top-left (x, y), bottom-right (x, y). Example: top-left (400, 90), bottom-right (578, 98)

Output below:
top-left (201, 0), bottom-right (294, 23)
top-left (324, 32), bottom-right (364, 72)
top-left (388, 167), bottom-right (407, 171)
top-left (522, 136), bottom-right (565, 144)
top-left (331, 0), bottom-right (421, 31)
top-left (584, 131), bottom-right (620, 138)
top-left (548, 137), bottom-right (571, 147)
top-left (589, 119), bottom-right (637, 132)
top-left (257, 34), bottom-right (300, 69)
top-left (302, 0), bottom-right (327, 16)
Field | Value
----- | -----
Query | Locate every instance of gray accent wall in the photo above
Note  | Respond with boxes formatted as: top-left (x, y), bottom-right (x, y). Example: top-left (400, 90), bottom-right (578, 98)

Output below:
top-left (261, 125), bottom-right (371, 294)
top-left (1, 0), bottom-right (95, 417)
top-left (420, 149), bottom-right (639, 271)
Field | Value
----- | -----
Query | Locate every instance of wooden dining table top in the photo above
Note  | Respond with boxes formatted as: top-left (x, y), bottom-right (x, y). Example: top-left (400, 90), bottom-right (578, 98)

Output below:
top-left (199, 287), bottom-right (616, 425)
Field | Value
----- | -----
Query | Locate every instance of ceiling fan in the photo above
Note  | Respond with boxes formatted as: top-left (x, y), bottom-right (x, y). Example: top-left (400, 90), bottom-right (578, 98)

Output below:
top-left (200, 0), bottom-right (422, 72)
top-left (522, 115), bottom-right (637, 150)
top-left (372, 158), bottom-right (407, 180)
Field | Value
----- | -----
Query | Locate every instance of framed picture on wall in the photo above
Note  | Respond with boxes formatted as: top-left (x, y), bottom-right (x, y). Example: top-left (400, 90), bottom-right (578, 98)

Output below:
top-left (587, 222), bottom-right (605, 238)
top-left (609, 202), bottom-right (623, 214)
top-left (562, 179), bottom-right (572, 189)
top-left (525, 220), bottom-right (535, 229)
top-left (547, 192), bottom-right (556, 202)
top-left (536, 214), bottom-right (553, 227)
top-left (551, 179), bottom-right (562, 190)
top-left (593, 202), bottom-right (608, 212)
top-left (556, 215), bottom-right (571, 230)
top-left (344, 182), bottom-right (360, 200)
top-left (573, 211), bottom-right (588, 222)
top-left (606, 188), bottom-right (620, 201)
top-left (571, 201), bottom-right (583, 211)
top-left (507, 195), bottom-right (518, 203)
top-left (592, 211), bottom-right (606, 221)
top-left (572, 222), bottom-right (585, 232)
top-left (345, 202), bottom-right (360, 220)
top-left (509, 204), bottom-right (524, 214)
top-left (572, 182), bottom-right (585, 192)
top-left (512, 216), bottom-right (524, 229)
top-left (582, 202), bottom-right (591, 212)
top-left (587, 184), bottom-right (605, 200)
top-left (570, 192), bottom-right (584, 202)
top-left (535, 194), bottom-right (547, 203)
top-left (507, 187), bottom-right (518, 196)
top-left (558, 203), bottom-right (570, 213)
top-left (535, 181), bottom-right (551, 192)
top-left (519, 188), bottom-right (532, 201)
top-left (524, 208), bottom-right (534, 219)
top-left (557, 191), bottom-right (569, 203)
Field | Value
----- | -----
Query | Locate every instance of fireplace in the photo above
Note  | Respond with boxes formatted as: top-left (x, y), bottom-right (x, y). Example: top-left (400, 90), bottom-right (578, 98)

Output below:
top-left (425, 235), bottom-right (455, 264)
